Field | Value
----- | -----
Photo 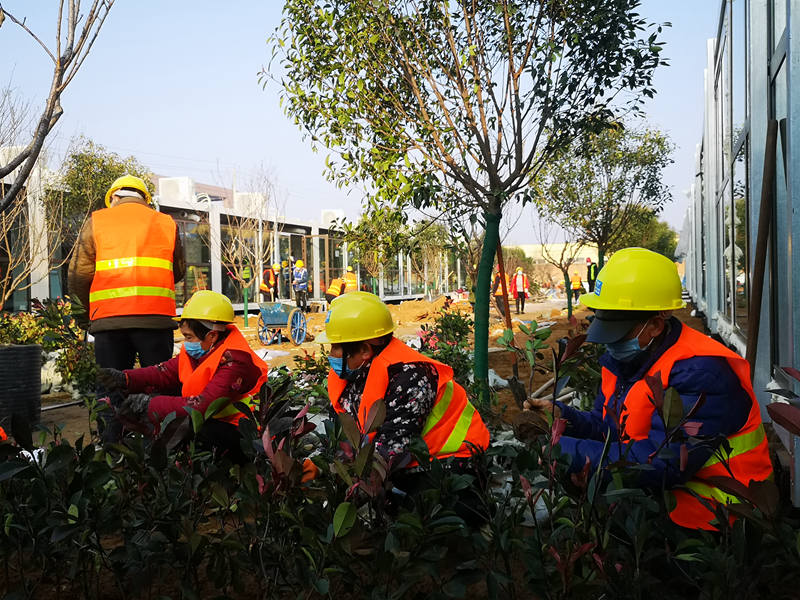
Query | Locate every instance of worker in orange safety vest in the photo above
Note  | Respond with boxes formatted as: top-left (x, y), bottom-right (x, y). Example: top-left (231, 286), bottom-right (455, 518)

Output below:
top-left (343, 265), bottom-right (358, 292)
top-left (491, 268), bottom-right (510, 318)
top-left (97, 290), bottom-right (268, 462)
top-left (526, 248), bottom-right (773, 531)
top-left (260, 263), bottom-right (280, 301)
top-left (69, 175), bottom-right (185, 443)
top-left (318, 292), bottom-right (489, 465)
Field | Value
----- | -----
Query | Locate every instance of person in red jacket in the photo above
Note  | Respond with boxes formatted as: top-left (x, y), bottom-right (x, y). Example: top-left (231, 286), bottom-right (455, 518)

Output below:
top-left (97, 290), bottom-right (268, 463)
top-left (509, 267), bottom-right (529, 314)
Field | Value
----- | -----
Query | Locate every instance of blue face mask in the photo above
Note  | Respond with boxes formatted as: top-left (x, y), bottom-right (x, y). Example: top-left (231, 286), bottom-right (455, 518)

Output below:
top-left (184, 341), bottom-right (208, 359)
top-left (605, 323), bottom-right (650, 362)
top-left (328, 355), bottom-right (364, 382)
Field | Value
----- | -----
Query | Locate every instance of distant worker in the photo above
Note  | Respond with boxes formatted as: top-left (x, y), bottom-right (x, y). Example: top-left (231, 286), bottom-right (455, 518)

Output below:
top-left (293, 259), bottom-right (309, 312)
top-left (260, 263), bottom-right (280, 301)
top-left (97, 290), bottom-right (268, 463)
top-left (525, 248), bottom-right (773, 531)
top-left (491, 268), bottom-right (510, 318)
top-left (281, 260), bottom-right (291, 299)
top-left (69, 175), bottom-right (185, 444)
top-left (509, 267), bottom-right (529, 315)
top-left (326, 275), bottom-right (345, 305)
top-left (570, 271), bottom-right (583, 302)
top-left (587, 258), bottom-right (599, 293)
top-left (343, 265), bottom-right (358, 292)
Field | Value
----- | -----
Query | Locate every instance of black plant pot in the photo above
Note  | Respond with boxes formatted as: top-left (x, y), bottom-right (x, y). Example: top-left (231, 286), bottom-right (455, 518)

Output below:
top-left (0, 344), bottom-right (42, 429)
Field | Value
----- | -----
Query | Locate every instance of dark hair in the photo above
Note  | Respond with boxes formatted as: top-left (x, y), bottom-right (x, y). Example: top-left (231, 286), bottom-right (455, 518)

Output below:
top-left (181, 319), bottom-right (230, 342)
top-left (340, 333), bottom-right (393, 359)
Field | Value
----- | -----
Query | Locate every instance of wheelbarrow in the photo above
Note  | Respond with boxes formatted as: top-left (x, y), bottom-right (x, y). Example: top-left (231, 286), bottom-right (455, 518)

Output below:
top-left (257, 302), bottom-right (307, 346)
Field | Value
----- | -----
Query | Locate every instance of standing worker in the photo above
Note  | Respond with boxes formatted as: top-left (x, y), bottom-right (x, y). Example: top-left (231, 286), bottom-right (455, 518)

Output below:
top-left (293, 259), bottom-right (309, 312)
top-left (260, 263), bottom-right (280, 302)
top-left (343, 265), bottom-right (358, 293)
top-left (491, 268), bottom-right (509, 318)
top-left (281, 260), bottom-right (291, 299)
top-left (570, 271), bottom-right (583, 303)
top-left (525, 248), bottom-right (773, 531)
top-left (509, 267), bottom-right (529, 315)
top-left (587, 258), bottom-right (599, 293)
top-left (325, 275), bottom-right (345, 305)
top-left (97, 290), bottom-right (268, 463)
top-left (69, 175), bottom-right (185, 443)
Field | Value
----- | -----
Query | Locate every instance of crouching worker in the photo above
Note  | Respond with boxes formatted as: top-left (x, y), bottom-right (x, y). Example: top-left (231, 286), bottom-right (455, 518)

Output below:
top-left (97, 290), bottom-right (268, 463)
top-left (316, 292), bottom-right (490, 521)
top-left (526, 248), bottom-right (773, 530)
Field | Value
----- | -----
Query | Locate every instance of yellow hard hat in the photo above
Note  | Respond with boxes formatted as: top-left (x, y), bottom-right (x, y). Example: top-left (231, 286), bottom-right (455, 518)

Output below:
top-left (316, 291), bottom-right (395, 344)
top-left (105, 174), bottom-right (152, 207)
top-left (295, 259), bottom-right (305, 268)
top-left (516, 267), bottom-right (523, 273)
top-left (282, 260), bottom-right (288, 267)
top-left (174, 290), bottom-right (234, 323)
top-left (581, 248), bottom-right (685, 311)
top-left (346, 265), bottom-right (353, 272)
top-left (272, 263), bottom-right (280, 270)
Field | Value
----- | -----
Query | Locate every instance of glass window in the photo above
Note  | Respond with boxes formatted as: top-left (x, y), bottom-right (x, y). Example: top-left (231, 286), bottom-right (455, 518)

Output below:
top-left (772, 0), bottom-right (787, 49)
top-left (772, 62), bottom-right (792, 365)
top-left (719, 181), bottom-right (733, 319)
top-left (732, 0), bottom-right (747, 142)
top-left (175, 218), bottom-right (211, 307)
top-left (733, 142), bottom-right (748, 334)
top-left (384, 261), bottom-right (400, 296)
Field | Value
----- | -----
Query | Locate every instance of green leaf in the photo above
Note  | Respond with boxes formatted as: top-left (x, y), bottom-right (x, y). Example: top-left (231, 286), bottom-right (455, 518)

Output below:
top-left (204, 396), bottom-right (230, 420)
top-left (0, 460), bottom-right (31, 482)
top-left (190, 407), bottom-right (205, 434)
top-left (663, 387), bottom-right (683, 430)
top-left (333, 501), bottom-right (356, 537)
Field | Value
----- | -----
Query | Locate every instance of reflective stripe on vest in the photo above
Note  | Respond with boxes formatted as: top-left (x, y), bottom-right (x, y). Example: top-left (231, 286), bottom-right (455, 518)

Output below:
top-left (95, 256), bottom-right (173, 271)
top-left (328, 338), bottom-right (489, 462)
top-left (598, 323), bottom-right (773, 530)
top-left (177, 324), bottom-right (269, 425)
top-left (89, 203), bottom-right (177, 320)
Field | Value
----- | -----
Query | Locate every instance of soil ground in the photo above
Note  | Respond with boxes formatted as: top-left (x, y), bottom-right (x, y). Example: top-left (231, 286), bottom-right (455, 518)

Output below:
top-left (38, 296), bottom-right (707, 444)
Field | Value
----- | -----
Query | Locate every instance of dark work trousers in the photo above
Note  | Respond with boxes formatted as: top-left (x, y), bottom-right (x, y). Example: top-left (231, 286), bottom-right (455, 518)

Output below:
top-left (572, 289), bottom-right (581, 302)
top-left (494, 295), bottom-right (506, 318)
top-left (94, 328), bottom-right (174, 444)
top-left (588, 280), bottom-right (595, 293)
top-left (295, 289), bottom-right (308, 312)
top-left (325, 293), bottom-right (337, 305)
top-left (196, 419), bottom-right (247, 464)
top-left (515, 292), bottom-right (526, 314)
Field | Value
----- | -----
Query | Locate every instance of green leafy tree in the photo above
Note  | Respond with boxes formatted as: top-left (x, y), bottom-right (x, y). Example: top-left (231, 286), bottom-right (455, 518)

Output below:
top-left (536, 126), bottom-right (673, 268)
top-left (268, 0), bottom-right (666, 401)
top-left (333, 204), bottom-right (412, 294)
top-left (611, 205), bottom-right (678, 260)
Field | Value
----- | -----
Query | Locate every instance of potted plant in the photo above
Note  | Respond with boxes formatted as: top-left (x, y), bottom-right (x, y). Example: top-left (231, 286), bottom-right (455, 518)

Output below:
top-left (0, 308), bottom-right (44, 429)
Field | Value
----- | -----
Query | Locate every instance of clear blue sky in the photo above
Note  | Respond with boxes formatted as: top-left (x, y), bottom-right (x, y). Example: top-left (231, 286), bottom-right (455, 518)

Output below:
top-left (0, 1), bottom-right (720, 242)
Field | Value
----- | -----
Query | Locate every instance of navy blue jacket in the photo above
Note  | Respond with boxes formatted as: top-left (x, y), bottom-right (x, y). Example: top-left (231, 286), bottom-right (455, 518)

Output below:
top-left (557, 318), bottom-right (752, 488)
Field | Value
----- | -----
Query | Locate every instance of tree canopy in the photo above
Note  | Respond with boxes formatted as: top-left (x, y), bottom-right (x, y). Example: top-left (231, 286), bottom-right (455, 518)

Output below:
top-left (535, 125), bottom-right (673, 266)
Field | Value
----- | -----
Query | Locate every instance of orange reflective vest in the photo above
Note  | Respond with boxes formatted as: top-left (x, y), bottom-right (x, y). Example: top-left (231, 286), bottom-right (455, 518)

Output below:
top-left (493, 274), bottom-right (509, 297)
top-left (328, 337), bottom-right (490, 464)
top-left (89, 203), bottom-right (177, 320)
top-left (343, 272), bottom-right (358, 292)
top-left (260, 268), bottom-right (277, 292)
top-left (570, 275), bottom-right (583, 290)
top-left (327, 278), bottom-right (344, 297)
top-left (601, 324), bottom-right (773, 530)
top-left (178, 324), bottom-right (269, 425)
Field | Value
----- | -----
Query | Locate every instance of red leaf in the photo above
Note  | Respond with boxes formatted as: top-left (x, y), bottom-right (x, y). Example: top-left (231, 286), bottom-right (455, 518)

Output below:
top-left (295, 403), bottom-right (310, 421)
top-left (644, 372), bottom-right (664, 410)
top-left (519, 474), bottom-right (533, 502)
top-left (562, 334), bottom-right (587, 362)
top-left (780, 366), bottom-right (800, 383)
top-left (682, 421), bottom-right (702, 436)
top-left (551, 418), bottom-right (568, 446)
top-left (261, 427), bottom-right (274, 459)
top-left (685, 392), bottom-right (707, 419)
top-left (569, 542), bottom-right (596, 564)
top-left (679, 444), bottom-right (688, 472)
top-left (748, 479), bottom-right (780, 518)
top-left (570, 456), bottom-right (591, 490)
top-left (592, 552), bottom-right (605, 576)
top-left (256, 473), bottom-right (267, 495)
top-left (767, 402), bottom-right (800, 436)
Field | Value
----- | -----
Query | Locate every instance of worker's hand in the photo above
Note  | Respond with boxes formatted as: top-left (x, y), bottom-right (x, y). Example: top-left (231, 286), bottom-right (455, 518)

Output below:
top-left (523, 396), bottom-right (562, 419)
top-left (97, 368), bottom-right (127, 393)
top-left (117, 393), bottom-right (151, 422)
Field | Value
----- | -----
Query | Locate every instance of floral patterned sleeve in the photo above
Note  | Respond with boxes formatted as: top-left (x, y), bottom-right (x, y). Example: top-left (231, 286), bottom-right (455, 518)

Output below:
top-left (374, 362), bottom-right (438, 459)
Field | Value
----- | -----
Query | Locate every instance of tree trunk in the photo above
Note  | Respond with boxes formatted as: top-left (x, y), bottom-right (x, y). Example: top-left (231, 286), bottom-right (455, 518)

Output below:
top-left (597, 246), bottom-right (606, 269)
top-left (563, 268), bottom-right (573, 319)
top-left (473, 211), bottom-right (500, 407)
